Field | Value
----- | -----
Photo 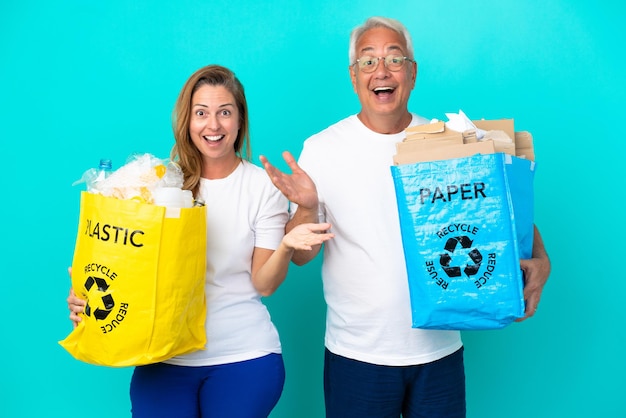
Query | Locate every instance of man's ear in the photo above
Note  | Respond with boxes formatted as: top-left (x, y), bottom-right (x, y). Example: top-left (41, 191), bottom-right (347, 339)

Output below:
top-left (349, 64), bottom-right (358, 92)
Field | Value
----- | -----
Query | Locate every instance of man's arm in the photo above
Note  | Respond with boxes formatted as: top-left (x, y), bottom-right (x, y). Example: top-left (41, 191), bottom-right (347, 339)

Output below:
top-left (286, 206), bottom-right (323, 265)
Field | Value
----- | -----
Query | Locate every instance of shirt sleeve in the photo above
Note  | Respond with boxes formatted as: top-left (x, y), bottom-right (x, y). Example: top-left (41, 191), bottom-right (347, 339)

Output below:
top-left (254, 180), bottom-right (289, 250)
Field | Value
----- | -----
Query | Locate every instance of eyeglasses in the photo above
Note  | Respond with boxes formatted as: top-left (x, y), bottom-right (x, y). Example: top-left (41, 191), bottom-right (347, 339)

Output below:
top-left (353, 55), bottom-right (414, 73)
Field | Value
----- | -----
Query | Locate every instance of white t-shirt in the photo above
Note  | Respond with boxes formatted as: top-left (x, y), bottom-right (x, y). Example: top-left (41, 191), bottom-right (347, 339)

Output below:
top-left (166, 160), bottom-right (288, 367)
top-left (297, 114), bottom-right (463, 366)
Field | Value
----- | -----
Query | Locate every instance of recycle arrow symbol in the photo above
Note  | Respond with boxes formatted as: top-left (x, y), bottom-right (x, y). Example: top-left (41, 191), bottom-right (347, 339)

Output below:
top-left (84, 275), bottom-right (114, 320)
top-left (439, 236), bottom-right (483, 278)
top-left (85, 276), bottom-right (110, 292)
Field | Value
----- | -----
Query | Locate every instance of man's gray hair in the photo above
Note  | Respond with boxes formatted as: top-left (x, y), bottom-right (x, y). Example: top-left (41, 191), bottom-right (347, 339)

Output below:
top-left (348, 16), bottom-right (414, 65)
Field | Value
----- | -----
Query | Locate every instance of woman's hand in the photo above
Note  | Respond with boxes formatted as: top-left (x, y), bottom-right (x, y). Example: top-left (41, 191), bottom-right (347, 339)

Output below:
top-left (67, 288), bottom-right (86, 327)
top-left (251, 223), bottom-right (334, 296)
top-left (66, 267), bottom-right (86, 327)
top-left (283, 222), bottom-right (334, 251)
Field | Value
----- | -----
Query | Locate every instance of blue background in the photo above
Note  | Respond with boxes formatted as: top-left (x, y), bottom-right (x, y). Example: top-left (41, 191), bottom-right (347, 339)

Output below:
top-left (1, 1), bottom-right (624, 417)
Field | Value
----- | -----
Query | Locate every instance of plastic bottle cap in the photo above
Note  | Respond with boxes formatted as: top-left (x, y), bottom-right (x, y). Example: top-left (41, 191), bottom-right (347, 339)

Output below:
top-left (99, 159), bottom-right (113, 170)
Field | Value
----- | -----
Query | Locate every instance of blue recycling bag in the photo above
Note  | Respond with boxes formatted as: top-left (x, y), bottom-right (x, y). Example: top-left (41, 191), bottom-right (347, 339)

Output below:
top-left (391, 153), bottom-right (535, 330)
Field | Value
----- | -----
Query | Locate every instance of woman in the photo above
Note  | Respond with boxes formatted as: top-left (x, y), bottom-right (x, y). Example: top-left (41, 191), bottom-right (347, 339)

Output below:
top-left (68, 65), bottom-right (333, 417)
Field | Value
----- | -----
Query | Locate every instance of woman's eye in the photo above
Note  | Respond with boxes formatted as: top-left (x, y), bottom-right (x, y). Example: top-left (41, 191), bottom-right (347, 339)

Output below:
top-left (195, 110), bottom-right (205, 117)
top-left (220, 109), bottom-right (231, 117)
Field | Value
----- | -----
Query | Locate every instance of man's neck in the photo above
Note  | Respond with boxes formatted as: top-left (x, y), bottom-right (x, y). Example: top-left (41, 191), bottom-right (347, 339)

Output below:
top-left (357, 110), bottom-right (412, 135)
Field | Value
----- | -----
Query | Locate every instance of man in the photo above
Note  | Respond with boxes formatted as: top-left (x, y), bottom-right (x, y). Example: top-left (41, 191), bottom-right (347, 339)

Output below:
top-left (261, 16), bottom-right (550, 418)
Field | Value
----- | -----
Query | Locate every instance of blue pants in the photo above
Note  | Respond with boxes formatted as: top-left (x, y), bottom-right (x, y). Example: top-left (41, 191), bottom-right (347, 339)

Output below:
top-left (324, 347), bottom-right (466, 418)
top-left (130, 353), bottom-right (285, 418)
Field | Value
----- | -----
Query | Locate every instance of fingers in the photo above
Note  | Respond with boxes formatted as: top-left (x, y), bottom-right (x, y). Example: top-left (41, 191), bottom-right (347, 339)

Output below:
top-left (259, 155), bottom-right (277, 175)
top-left (67, 287), bottom-right (86, 320)
top-left (260, 152), bottom-right (296, 171)
top-left (525, 295), bottom-right (540, 317)
top-left (515, 271), bottom-right (542, 322)
top-left (68, 299), bottom-right (84, 314)
top-left (291, 234), bottom-right (333, 251)
top-left (305, 230), bottom-right (334, 245)
top-left (68, 295), bottom-right (86, 308)
top-left (260, 152), bottom-right (300, 176)
top-left (282, 150), bottom-right (295, 163)
top-left (519, 258), bottom-right (530, 273)
top-left (306, 222), bottom-right (332, 233)
top-left (67, 271), bottom-right (84, 327)
top-left (295, 222), bottom-right (333, 238)
top-left (68, 287), bottom-right (85, 304)
top-left (283, 223), bottom-right (334, 251)
top-left (515, 254), bottom-right (549, 323)
top-left (281, 151), bottom-right (301, 172)
top-left (259, 155), bottom-right (273, 170)
top-left (69, 311), bottom-right (83, 326)
top-left (259, 155), bottom-right (290, 187)
top-left (516, 297), bottom-right (540, 322)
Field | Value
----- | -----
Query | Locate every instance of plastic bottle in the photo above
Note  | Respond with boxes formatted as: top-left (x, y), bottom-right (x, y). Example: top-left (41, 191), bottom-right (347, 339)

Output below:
top-left (153, 187), bottom-right (185, 208)
top-left (88, 158), bottom-right (113, 192)
top-left (95, 159), bottom-right (113, 182)
top-left (181, 190), bottom-right (194, 208)
top-left (73, 158), bottom-right (114, 192)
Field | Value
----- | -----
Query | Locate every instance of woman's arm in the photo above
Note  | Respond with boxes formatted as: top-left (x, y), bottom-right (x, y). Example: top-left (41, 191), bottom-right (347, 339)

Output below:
top-left (251, 222), bottom-right (333, 296)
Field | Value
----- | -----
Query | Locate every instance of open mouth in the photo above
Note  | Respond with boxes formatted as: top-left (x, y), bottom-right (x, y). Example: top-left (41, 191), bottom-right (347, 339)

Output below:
top-left (373, 87), bottom-right (395, 96)
top-left (203, 135), bottom-right (224, 142)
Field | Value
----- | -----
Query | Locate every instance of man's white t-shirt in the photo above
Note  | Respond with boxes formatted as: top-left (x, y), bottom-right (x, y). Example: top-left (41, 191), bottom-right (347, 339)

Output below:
top-left (166, 160), bottom-right (288, 367)
top-left (297, 114), bottom-right (463, 366)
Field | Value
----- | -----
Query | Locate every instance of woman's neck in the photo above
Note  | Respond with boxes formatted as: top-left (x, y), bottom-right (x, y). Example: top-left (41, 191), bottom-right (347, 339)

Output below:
top-left (202, 155), bottom-right (241, 179)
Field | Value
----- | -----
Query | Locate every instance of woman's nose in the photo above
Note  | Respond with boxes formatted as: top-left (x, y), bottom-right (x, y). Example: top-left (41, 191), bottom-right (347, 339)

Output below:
top-left (206, 115), bottom-right (221, 130)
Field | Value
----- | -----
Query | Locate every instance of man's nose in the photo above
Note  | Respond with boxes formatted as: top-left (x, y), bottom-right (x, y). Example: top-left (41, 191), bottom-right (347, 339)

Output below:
top-left (373, 57), bottom-right (390, 75)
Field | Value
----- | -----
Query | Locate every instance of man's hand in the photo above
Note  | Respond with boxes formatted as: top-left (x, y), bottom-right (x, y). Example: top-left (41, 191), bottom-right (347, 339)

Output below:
top-left (516, 226), bottom-right (551, 322)
top-left (260, 151), bottom-right (319, 211)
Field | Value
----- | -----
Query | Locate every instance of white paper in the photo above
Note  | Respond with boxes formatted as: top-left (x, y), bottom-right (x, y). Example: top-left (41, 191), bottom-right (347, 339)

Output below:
top-left (444, 109), bottom-right (486, 139)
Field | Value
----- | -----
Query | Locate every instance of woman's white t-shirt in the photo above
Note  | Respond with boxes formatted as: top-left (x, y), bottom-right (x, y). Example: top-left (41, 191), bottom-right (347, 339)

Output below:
top-left (166, 160), bottom-right (288, 367)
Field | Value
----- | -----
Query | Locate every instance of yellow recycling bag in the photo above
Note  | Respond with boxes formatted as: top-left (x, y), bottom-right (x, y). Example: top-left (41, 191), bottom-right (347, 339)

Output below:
top-left (59, 191), bottom-right (207, 367)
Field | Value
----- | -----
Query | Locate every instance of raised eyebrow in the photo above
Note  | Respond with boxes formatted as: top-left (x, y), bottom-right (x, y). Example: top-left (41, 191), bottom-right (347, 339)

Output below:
top-left (386, 45), bottom-right (404, 54)
top-left (192, 103), bottom-right (235, 110)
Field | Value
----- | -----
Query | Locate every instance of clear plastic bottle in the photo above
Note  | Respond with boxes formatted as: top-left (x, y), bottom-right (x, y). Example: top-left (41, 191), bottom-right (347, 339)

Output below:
top-left (87, 159), bottom-right (113, 193)
top-left (95, 159), bottom-right (113, 182)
